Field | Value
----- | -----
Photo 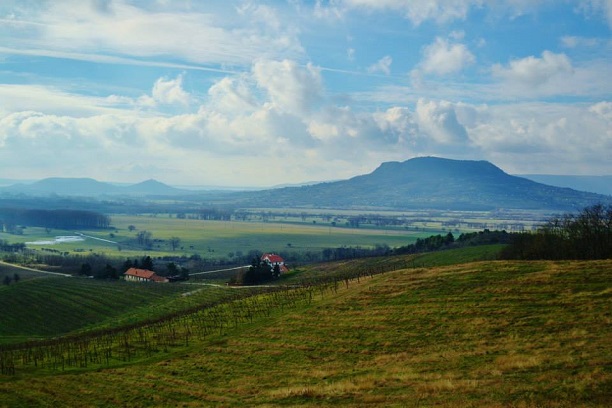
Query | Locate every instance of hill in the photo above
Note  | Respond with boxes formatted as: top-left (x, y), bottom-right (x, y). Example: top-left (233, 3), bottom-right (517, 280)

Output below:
top-left (2, 158), bottom-right (610, 211)
top-left (0, 177), bottom-right (190, 197)
top-left (0, 257), bottom-right (609, 406)
top-left (237, 157), bottom-right (611, 210)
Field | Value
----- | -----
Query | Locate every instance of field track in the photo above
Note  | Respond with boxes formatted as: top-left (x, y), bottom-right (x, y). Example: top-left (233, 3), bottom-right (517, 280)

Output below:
top-left (0, 260), bottom-right (71, 277)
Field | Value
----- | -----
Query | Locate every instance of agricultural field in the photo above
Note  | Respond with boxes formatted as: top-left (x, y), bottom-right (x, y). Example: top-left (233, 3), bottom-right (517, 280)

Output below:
top-left (0, 208), bottom-right (549, 265)
top-left (1, 214), bottom-right (440, 261)
top-left (0, 254), bottom-right (609, 407)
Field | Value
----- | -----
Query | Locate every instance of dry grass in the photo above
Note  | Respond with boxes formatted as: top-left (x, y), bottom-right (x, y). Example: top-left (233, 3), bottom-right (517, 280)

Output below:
top-left (1, 259), bottom-right (610, 407)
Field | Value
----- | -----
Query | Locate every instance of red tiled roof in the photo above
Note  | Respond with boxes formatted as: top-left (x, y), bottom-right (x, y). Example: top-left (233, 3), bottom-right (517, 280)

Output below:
top-left (124, 268), bottom-right (156, 279)
top-left (149, 274), bottom-right (169, 282)
top-left (262, 253), bottom-right (284, 263)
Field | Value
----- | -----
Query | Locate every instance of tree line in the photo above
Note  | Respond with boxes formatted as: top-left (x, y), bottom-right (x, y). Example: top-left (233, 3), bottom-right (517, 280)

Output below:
top-left (501, 204), bottom-right (612, 260)
top-left (0, 208), bottom-right (110, 232)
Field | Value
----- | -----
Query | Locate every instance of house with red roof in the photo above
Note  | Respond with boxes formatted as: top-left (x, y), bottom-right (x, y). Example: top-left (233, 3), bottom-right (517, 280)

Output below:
top-left (123, 268), bottom-right (169, 283)
top-left (261, 253), bottom-right (289, 273)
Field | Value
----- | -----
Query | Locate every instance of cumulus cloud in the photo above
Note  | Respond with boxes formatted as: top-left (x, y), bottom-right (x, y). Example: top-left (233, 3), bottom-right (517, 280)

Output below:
top-left (418, 37), bottom-right (475, 76)
top-left (589, 101), bottom-right (612, 121)
top-left (151, 74), bottom-right (192, 106)
top-left (252, 59), bottom-right (323, 115)
top-left (492, 51), bottom-right (573, 87)
top-left (367, 56), bottom-right (393, 75)
top-left (1, 53), bottom-right (610, 184)
top-left (465, 102), bottom-right (612, 174)
top-left (415, 99), bottom-right (469, 144)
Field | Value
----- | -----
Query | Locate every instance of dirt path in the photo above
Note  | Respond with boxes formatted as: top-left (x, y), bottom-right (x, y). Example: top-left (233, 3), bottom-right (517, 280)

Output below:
top-left (0, 260), bottom-right (72, 277)
top-left (189, 265), bottom-right (249, 276)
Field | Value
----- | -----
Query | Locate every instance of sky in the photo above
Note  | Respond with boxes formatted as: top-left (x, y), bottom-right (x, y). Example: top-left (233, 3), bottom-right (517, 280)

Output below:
top-left (0, 0), bottom-right (610, 187)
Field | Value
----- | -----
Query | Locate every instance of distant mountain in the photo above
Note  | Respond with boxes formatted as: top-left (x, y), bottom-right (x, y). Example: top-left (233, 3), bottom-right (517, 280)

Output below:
top-left (0, 177), bottom-right (191, 197)
top-left (2, 158), bottom-right (610, 211)
top-left (128, 179), bottom-right (187, 196)
top-left (2, 177), bottom-right (122, 196)
top-left (519, 175), bottom-right (612, 196)
top-left (236, 157), bottom-right (612, 211)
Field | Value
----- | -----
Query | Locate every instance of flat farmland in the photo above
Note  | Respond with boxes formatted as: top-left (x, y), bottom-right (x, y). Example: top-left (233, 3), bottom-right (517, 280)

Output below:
top-left (4, 215), bottom-right (436, 260)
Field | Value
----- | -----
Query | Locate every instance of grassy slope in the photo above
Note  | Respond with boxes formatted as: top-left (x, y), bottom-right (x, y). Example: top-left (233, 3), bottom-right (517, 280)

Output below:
top-left (1, 258), bottom-right (610, 407)
top-left (0, 278), bottom-right (235, 344)
top-left (0, 245), bottom-right (502, 345)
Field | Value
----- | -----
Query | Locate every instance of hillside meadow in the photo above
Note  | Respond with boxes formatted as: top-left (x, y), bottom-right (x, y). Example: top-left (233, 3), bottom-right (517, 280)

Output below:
top-left (0, 247), bottom-right (501, 345)
top-left (1, 255), bottom-right (610, 407)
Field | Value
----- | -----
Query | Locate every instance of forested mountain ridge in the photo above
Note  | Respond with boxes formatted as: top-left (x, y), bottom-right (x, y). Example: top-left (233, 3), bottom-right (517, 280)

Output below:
top-left (235, 157), bottom-right (611, 211)
top-left (1, 158), bottom-right (609, 211)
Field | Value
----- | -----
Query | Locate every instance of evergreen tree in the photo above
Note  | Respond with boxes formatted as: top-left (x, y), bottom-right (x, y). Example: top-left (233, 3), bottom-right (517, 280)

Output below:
top-left (141, 256), bottom-right (154, 271)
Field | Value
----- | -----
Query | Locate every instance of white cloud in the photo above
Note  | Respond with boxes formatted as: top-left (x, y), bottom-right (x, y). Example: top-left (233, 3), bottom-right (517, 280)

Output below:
top-left (367, 55), bottom-right (393, 75)
top-left (418, 37), bottom-right (475, 76)
top-left (1, 52), bottom-right (610, 185)
top-left (252, 59), bottom-right (323, 115)
top-left (339, 0), bottom-right (478, 25)
top-left (589, 101), bottom-right (612, 121)
top-left (465, 102), bottom-right (612, 174)
top-left (561, 35), bottom-right (601, 48)
top-left (492, 51), bottom-right (573, 87)
top-left (347, 47), bottom-right (355, 61)
top-left (415, 99), bottom-right (469, 144)
top-left (207, 76), bottom-right (257, 114)
top-left (1, 1), bottom-right (304, 68)
top-left (151, 74), bottom-right (192, 106)
top-left (577, 0), bottom-right (612, 27)
top-left (0, 84), bottom-right (129, 116)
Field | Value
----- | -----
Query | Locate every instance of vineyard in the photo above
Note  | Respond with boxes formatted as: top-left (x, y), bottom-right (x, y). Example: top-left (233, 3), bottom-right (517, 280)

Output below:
top-left (0, 255), bottom-right (609, 406)
top-left (0, 255), bottom-right (402, 376)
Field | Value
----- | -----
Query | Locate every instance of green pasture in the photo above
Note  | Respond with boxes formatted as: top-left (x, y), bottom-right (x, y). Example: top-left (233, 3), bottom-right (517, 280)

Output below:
top-left (1, 258), bottom-right (609, 406)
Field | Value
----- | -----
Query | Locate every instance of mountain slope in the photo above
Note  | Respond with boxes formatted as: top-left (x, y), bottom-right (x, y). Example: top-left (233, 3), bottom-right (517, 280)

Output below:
top-left (519, 174), bottom-right (612, 196)
top-left (127, 179), bottom-right (189, 195)
top-left (239, 157), bottom-right (611, 210)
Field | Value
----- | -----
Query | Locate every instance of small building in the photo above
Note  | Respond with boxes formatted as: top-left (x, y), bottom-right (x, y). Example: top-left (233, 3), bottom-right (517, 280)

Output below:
top-left (261, 253), bottom-right (289, 273)
top-left (123, 268), bottom-right (168, 283)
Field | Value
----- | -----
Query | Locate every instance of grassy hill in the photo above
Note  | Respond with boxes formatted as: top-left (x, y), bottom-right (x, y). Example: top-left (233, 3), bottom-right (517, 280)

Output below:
top-left (0, 252), bottom-right (610, 406)
top-left (0, 277), bottom-right (240, 344)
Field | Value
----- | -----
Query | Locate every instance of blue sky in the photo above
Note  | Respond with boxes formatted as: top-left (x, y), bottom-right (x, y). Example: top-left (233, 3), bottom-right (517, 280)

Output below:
top-left (0, 0), bottom-right (610, 187)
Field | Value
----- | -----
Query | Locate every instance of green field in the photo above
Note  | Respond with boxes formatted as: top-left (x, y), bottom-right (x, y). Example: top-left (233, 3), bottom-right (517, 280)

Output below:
top-left (0, 276), bottom-right (246, 344)
top-left (1, 214), bottom-right (437, 261)
top-left (0, 248), bottom-right (610, 406)
top-left (0, 247), bottom-right (502, 345)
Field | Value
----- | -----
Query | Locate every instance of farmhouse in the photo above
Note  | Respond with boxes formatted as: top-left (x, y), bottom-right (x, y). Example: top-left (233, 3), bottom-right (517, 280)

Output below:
top-left (123, 268), bottom-right (168, 283)
top-left (261, 253), bottom-right (289, 273)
